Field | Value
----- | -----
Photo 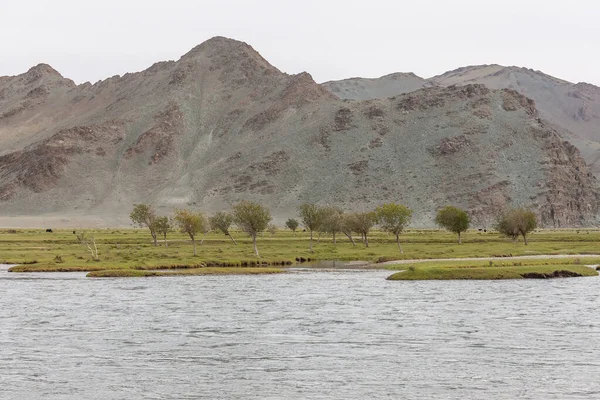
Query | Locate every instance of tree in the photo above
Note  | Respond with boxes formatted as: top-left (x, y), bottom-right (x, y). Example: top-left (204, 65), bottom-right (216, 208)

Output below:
top-left (321, 207), bottom-right (344, 245)
top-left (130, 203), bottom-right (159, 246)
top-left (341, 214), bottom-right (357, 246)
top-left (496, 208), bottom-right (537, 245)
top-left (298, 203), bottom-right (324, 253)
top-left (200, 217), bottom-right (211, 245)
top-left (232, 200), bottom-right (272, 257)
top-left (154, 216), bottom-right (172, 248)
top-left (435, 205), bottom-right (469, 244)
top-left (77, 232), bottom-right (99, 261)
top-left (268, 224), bottom-right (278, 235)
top-left (210, 212), bottom-right (237, 245)
top-left (285, 218), bottom-right (299, 234)
top-left (375, 203), bottom-right (413, 253)
top-left (173, 209), bottom-right (207, 256)
top-left (346, 211), bottom-right (376, 247)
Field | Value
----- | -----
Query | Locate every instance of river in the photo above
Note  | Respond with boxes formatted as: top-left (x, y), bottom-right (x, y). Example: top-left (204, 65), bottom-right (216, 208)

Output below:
top-left (1, 265), bottom-right (599, 399)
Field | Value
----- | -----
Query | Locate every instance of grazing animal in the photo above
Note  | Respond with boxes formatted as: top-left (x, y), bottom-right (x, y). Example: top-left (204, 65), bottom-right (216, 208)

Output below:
top-left (46, 229), bottom-right (53, 233)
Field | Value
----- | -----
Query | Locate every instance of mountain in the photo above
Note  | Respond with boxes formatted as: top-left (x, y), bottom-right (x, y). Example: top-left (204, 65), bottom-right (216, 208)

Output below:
top-left (325, 64), bottom-right (600, 177)
top-left (430, 65), bottom-right (600, 174)
top-left (0, 37), bottom-right (598, 227)
top-left (322, 73), bottom-right (430, 101)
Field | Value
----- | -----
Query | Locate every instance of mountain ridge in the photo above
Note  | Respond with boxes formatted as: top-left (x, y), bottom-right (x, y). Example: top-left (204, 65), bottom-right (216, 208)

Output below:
top-left (324, 63), bottom-right (600, 178)
top-left (1, 37), bottom-right (599, 228)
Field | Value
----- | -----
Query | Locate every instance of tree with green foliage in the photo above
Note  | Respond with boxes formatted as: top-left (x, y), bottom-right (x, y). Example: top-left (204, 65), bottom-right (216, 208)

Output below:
top-left (174, 209), bottom-right (207, 256)
top-left (321, 206), bottom-right (344, 245)
top-left (285, 218), bottom-right (299, 234)
top-left (341, 214), bottom-right (357, 246)
top-left (435, 205), bottom-right (470, 244)
top-left (130, 203), bottom-right (158, 246)
top-left (346, 211), bottom-right (376, 247)
top-left (496, 208), bottom-right (537, 245)
top-left (298, 203), bottom-right (324, 253)
top-left (232, 200), bottom-right (272, 257)
top-left (210, 212), bottom-right (237, 245)
top-left (154, 216), bottom-right (172, 248)
top-left (375, 203), bottom-right (413, 253)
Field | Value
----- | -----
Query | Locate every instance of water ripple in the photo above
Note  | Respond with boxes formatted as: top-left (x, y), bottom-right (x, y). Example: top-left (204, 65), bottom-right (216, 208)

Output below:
top-left (1, 267), bottom-right (599, 399)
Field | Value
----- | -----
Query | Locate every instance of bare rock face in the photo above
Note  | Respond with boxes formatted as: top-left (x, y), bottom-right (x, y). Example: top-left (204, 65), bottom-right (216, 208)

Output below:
top-left (537, 136), bottom-right (600, 227)
top-left (0, 122), bottom-right (125, 201)
top-left (0, 38), bottom-right (599, 227)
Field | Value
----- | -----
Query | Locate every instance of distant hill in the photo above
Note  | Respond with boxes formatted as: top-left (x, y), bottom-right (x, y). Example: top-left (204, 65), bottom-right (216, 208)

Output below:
top-left (0, 38), bottom-right (598, 227)
top-left (322, 72), bottom-right (431, 101)
top-left (325, 64), bottom-right (600, 178)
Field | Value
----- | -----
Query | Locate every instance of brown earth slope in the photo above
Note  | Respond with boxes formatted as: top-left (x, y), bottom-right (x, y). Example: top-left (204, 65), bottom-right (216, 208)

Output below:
top-left (0, 38), bottom-right (598, 227)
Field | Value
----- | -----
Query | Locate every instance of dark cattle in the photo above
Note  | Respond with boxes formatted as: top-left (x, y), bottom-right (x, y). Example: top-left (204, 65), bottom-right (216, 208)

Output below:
top-left (46, 229), bottom-right (53, 233)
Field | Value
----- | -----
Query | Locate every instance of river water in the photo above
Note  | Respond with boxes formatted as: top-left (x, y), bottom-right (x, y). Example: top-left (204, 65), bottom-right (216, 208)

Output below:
top-left (1, 265), bottom-right (600, 399)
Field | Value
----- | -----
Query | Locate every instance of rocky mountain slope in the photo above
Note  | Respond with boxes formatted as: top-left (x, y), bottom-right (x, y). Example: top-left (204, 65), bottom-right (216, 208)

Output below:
top-left (0, 37), bottom-right (598, 227)
top-left (322, 73), bottom-right (430, 101)
top-left (326, 64), bottom-right (600, 177)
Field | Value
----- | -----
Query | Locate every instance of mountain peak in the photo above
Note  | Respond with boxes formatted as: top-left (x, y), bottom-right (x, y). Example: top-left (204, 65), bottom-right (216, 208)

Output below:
top-left (383, 72), bottom-right (424, 80)
top-left (178, 36), bottom-right (281, 78)
top-left (25, 63), bottom-right (63, 79)
top-left (181, 36), bottom-right (259, 60)
top-left (18, 63), bottom-right (77, 89)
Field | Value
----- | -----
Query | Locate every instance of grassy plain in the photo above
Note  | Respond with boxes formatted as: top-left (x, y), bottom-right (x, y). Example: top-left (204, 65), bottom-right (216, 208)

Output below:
top-left (1, 228), bottom-right (600, 278)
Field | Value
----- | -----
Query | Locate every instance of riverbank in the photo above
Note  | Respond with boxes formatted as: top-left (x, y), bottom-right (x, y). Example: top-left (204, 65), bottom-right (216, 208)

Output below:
top-left (3, 228), bottom-right (600, 277)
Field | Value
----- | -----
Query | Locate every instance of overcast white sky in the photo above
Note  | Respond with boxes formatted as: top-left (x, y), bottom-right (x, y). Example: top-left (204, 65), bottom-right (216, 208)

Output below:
top-left (1, 0), bottom-right (599, 84)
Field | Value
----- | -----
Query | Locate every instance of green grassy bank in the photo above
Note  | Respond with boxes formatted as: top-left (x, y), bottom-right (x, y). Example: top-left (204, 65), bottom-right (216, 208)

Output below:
top-left (86, 267), bottom-right (285, 278)
top-left (387, 264), bottom-right (598, 280)
top-left (1, 228), bottom-right (600, 277)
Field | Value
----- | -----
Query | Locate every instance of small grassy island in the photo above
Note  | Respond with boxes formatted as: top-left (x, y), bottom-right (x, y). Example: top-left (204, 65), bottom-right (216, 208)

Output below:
top-left (86, 267), bottom-right (284, 278)
top-left (1, 227), bottom-right (600, 279)
top-left (386, 263), bottom-right (598, 281)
